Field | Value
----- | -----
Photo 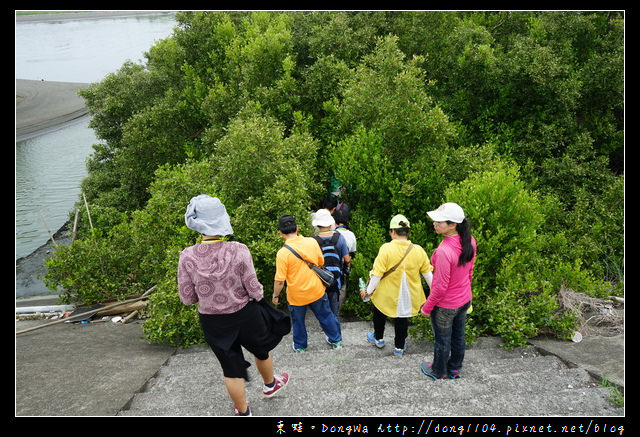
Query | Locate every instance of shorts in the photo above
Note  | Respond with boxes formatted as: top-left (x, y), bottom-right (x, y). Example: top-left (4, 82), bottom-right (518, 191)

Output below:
top-left (199, 300), bottom-right (276, 379)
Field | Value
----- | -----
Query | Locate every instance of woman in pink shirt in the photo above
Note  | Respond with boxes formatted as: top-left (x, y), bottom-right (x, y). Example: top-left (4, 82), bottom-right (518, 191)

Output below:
top-left (420, 203), bottom-right (477, 380)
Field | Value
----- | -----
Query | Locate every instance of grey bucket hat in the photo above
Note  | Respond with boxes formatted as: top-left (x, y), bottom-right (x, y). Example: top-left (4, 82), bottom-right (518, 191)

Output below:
top-left (184, 194), bottom-right (233, 236)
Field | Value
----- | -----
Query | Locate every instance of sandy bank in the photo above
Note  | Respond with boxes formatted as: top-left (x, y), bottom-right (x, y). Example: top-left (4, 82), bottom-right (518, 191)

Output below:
top-left (15, 10), bottom-right (175, 23)
top-left (16, 79), bottom-right (90, 142)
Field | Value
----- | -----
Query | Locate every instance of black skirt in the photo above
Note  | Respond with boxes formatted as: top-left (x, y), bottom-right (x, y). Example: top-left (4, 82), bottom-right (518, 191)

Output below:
top-left (199, 299), bottom-right (289, 379)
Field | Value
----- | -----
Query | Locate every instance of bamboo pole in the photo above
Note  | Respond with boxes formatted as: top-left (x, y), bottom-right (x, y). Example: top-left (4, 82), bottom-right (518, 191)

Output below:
top-left (97, 300), bottom-right (146, 315)
top-left (71, 208), bottom-right (80, 242)
top-left (16, 285), bottom-right (156, 335)
top-left (82, 192), bottom-right (93, 229)
top-left (39, 210), bottom-right (57, 246)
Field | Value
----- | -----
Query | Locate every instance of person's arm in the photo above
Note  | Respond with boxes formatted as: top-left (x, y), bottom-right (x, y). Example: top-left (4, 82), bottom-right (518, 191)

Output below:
top-left (421, 252), bottom-right (452, 316)
top-left (239, 244), bottom-right (264, 300)
top-left (362, 245), bottom-right (388, 299)
top-left (334, 233), bottom-right (351, 267)
top-left (177, 252), bottom-right (198, 306)
top-left (273, 280), bottom-right (285, 305)
top-left (418, 271), bottom-right (434, 317)
top-left (343, 253), bottom-right (351, 266)
top-left (273, 249), bottom-right (288, 305)
top-left (419, 248), bottom-right (434, 288)
top-left (271, 248), bottom-right (293, 305)
top-left (422, 271), bottom-right (433, 287)
top-left (361, 274), bottom-right (381, 299)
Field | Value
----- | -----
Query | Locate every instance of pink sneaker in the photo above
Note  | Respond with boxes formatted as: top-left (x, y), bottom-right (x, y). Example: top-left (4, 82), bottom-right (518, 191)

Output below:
top-left (263, 373), bottom-right (289, 398)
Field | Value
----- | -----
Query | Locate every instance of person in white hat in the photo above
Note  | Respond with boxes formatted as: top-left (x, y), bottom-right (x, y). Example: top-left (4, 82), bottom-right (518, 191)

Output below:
top-left (178, 195), bottom-right (289, 416)
top-left (311, 209), bottom-right (351, 315)
top-left (332, 209), bottom-right (357, 311)
top-left (420, 203), bottom-right (477, 381)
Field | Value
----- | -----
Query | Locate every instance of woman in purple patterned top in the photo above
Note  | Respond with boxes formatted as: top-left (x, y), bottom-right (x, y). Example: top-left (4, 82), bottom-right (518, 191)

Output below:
top-left (178, 195), bottom-right (289, 416)
top-left (178, 240), bottom-right (264, 314)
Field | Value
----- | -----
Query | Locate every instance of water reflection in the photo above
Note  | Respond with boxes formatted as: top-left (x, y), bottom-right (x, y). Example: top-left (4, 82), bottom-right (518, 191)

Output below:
top-left (15, 117), bottom-right (96, 259)
top-left (15, 13), bottom-right (176, 83)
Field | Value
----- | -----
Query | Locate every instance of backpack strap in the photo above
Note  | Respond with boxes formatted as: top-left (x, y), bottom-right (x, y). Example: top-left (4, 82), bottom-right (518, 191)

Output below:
top-left (312, 233), bottom-right (341, 258)
top-left (313, 233), bottom-right (343, 290)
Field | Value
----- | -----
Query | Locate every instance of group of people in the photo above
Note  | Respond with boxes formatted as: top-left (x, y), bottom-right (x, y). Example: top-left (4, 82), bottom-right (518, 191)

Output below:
top-left (360, 202), bottom-right (477, 383)
top-left (177, 194), bottom-right (476, 416)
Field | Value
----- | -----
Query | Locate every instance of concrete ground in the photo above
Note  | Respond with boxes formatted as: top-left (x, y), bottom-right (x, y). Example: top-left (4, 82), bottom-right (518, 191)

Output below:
top-left (15, 296), bottom-right (624, 417)
top-left (15, 313), bottom-right (175, 416)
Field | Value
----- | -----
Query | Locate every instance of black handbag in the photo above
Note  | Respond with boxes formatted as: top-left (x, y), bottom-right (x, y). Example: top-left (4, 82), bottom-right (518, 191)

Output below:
top-left (257, 298), bottom-right (291, 337)
top-left (284, 244), bottom-right (337, 289)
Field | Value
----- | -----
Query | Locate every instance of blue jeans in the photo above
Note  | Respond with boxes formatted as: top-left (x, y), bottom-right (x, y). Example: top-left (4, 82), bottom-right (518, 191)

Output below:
top-left (289, 293), bottom-right (342, 349)
top-left (430, 301), bottom-right (471, 378)
top-left (327, 290), bottom-right (340, 316)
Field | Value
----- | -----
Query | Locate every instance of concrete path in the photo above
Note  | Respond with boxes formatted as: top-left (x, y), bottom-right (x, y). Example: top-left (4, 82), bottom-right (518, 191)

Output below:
top-left (15, 311), bottom-right (624, 418)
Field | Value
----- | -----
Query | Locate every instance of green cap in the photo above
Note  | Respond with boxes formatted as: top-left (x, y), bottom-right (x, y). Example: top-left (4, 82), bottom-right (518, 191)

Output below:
top-left (390, 214), bottom-right (410, 229)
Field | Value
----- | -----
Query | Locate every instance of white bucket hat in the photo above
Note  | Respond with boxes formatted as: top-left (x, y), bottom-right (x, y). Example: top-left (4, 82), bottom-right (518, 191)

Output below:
top-left (184, 194), bottom-right (234, 236)
top-left (427, 202), bottom-right (465, 223)
top-left (311, 209), bottom-right (335, 227)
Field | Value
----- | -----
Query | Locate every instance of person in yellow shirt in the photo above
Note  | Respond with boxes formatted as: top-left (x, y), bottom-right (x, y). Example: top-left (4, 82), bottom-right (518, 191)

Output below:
top-left (360, 214), bottom-right (433, 356)
top-left (273, 214), bottom-right (342, 352)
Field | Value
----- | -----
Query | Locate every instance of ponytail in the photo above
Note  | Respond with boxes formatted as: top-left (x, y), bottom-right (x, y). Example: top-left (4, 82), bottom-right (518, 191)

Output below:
top-left (455, 218), bottom-right (474, 266)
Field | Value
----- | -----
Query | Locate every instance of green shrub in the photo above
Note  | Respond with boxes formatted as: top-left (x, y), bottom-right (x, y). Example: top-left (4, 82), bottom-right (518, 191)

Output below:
top-left (142, 245), bottom-right (204, 347)
top-left (338, 211), bottom-right (387, 320)
top-left (43, 228), bottom-right (140, 305)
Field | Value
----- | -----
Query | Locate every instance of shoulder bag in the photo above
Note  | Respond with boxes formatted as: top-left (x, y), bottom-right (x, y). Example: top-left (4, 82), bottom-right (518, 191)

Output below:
top-left (380, 243), bottom-right (414, 280)
top-left (284, 244), bottom-right (337, 289)
top-left (363, 244), bottom-right (415, 300)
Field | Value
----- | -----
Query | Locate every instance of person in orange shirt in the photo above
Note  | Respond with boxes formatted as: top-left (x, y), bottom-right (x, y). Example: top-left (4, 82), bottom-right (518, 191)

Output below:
top-left (273, 214), bottom-right (342, 352)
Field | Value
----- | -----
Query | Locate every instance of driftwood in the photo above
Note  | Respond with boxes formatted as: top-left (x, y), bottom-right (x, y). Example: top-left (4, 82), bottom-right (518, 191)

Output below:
top-left (123, 310), bottom-right (139, 323)
top-left (558, 287), bottom-right (624, 337)
top-left (97, 300), bottom-right (146, 316)
top-left (16, 286), bottom-right (156, 335)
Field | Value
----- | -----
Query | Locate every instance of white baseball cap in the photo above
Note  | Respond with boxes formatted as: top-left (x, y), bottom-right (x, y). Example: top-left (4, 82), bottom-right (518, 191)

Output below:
top-left (427, 203), bottom-right (465, 223)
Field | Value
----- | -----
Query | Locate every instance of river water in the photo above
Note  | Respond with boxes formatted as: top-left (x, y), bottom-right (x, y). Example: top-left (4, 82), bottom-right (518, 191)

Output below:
top-left (15, 12), bottom-right (177, 260)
